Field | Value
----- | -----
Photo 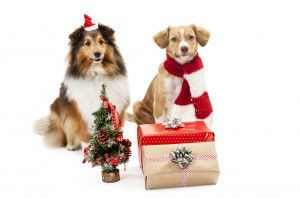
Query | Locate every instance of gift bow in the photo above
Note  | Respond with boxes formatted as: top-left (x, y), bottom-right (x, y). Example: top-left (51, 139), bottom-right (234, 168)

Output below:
top-left (163, 118), bottom-right (185, 129)
top-left (170, 147), bottom-right (193, 169)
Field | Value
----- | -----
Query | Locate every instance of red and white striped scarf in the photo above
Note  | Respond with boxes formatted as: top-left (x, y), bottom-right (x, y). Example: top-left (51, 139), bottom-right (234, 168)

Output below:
top-left (164, 54), bottom-right (213, 119)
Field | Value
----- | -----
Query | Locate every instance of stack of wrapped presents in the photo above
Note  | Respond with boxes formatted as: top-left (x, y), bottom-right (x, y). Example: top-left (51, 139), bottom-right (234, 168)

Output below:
top-left (137, 120), bottom-right (219, 189)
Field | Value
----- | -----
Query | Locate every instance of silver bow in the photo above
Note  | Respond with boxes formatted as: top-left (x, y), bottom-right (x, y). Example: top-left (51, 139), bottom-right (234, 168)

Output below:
top-left (163, 118), bottom-right (185, 129)
top-left (170, 147), bottom-right (193, 169)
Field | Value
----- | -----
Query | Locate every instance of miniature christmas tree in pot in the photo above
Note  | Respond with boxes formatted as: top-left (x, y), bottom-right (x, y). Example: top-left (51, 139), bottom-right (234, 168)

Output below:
top-left (83, 84), bottom-right (131, 183)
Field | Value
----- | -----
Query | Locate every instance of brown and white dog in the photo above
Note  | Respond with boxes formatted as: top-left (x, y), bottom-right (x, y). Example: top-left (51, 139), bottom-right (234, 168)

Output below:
top-left (133, 25), bottom-right (213, 128)
top-left (34, 22), bottom-right (129, 150)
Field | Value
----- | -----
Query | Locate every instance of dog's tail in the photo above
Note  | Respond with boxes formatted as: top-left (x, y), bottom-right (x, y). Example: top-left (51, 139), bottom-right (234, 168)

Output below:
top-left (33, 117), bottom-right (50, 135)
top-left (125, 101), bottom-right (142, 123)
top-left (33, 116), bottom-right (66, 147)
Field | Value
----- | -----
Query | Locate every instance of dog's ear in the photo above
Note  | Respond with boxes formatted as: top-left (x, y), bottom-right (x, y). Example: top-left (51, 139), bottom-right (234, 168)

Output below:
top-left (69, 27), bottom-right (84, 46)
top-left (153, 27), bottom-right (169, 49)
top-left (191, 24), bottom-right (210, 47)
top-left (98, 24), bottom-right (115, 40)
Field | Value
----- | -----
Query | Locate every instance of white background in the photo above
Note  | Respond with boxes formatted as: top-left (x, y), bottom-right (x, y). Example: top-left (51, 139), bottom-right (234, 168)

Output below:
top-left (0, 0), bottom-right (300, 198)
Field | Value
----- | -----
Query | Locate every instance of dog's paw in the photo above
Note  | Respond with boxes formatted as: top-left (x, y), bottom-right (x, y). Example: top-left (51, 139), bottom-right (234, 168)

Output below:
top-left (66, 143), bottom-right (82, 151)
top-left (155, 115), bottom-right (166, 124)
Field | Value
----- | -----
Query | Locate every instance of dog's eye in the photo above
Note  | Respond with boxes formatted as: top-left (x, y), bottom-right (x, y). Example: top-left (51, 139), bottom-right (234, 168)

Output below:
top-left (189, 35), bottom-right (195, 40)
top-left (99, 39), bottom-right (104, 45)
top-left (85, 41), bottom-right (91, 46)
top-left (170, 37), bottom-right (177, 42)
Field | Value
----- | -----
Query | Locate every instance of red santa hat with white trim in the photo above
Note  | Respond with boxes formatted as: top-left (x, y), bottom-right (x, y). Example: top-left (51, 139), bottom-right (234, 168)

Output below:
top-left (83, 14), bottom-right (97, 31)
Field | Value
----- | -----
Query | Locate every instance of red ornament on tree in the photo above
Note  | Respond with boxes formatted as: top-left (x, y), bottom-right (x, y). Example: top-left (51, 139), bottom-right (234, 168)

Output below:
top-left (110, 157), bottom-right (119, 166)
top-left (98, 129), bottom-right (109, 144)
top-left (116, 132), bottom-right (123, 142)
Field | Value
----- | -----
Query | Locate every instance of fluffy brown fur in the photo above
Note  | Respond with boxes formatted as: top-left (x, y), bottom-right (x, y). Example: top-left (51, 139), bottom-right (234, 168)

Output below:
top-left (34, 24), bottom-right (128, 150)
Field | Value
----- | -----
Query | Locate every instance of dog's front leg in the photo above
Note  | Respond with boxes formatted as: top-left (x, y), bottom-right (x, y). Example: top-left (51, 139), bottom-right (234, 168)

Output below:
top-left (154, 92), bottom-right (175, 123)
top-left (165, 102), bottom-right (173, 119)
top-left (165, 80), bottom-right (182, 120)
top-left (153, 87), bottom-right (168, 123)
top-left (153, 99), bottom-right (166, 123)
top-left (62, 116), bottom-right (86, 151)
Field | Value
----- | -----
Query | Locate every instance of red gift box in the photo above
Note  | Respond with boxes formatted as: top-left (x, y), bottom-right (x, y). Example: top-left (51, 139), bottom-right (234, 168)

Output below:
top-left (137, 121), bottom-right (215, 170)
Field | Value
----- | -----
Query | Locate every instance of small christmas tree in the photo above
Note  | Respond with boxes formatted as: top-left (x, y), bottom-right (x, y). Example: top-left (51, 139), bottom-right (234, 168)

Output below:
top-left (83, 84), bottom-right (131, 183)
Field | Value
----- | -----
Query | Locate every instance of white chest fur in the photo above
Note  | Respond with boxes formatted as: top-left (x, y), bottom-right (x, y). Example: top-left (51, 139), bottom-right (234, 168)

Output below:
top-left (63, 75), bottom-right (129, 128)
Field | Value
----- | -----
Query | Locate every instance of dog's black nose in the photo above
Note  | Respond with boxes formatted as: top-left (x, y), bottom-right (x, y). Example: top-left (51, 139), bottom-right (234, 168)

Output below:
top-left (180, 46), bottom-right (189, 53)
top-left (94, 52), bottom-right (101, 58)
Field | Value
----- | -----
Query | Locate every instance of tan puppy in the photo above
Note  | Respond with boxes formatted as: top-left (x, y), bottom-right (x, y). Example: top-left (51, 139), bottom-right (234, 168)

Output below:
top-left (133, 25), bottom-right (213, 127)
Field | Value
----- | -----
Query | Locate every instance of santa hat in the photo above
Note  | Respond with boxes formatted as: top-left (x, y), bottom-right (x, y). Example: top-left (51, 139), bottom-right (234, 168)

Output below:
top-left (83, 14), bottom-right (97, 31)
